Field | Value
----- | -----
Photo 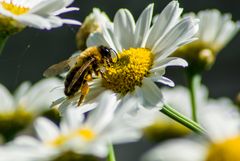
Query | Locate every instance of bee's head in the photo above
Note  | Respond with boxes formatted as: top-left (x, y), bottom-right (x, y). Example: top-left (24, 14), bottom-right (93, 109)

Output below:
top-left (98, 45), bottom-right (117, 63)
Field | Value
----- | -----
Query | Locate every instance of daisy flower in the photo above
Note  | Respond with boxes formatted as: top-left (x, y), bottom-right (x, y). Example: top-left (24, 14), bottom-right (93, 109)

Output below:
top-left (0, 0), bottom-right (81, 30)
top-left (172, 9), bottom-right (240, 70)
top-left (0, 91), bottom-right (141, 161)
top-left (0, 78), bottom-right (63, 141)
top-left (76, 8), bottom-right (111, 50)
top-left (142, 99), bottom-right (240, 161)
top-left (56, 1), bottom-right (199, 111)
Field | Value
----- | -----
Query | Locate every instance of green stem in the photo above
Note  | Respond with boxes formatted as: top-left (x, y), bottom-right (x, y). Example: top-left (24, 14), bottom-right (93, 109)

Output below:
top-left (187, 72), bottom-right (201, 122)
top-left (160, 104), bottom-right (206, 135)
top-left (0, 36), bottom-right (8, 55)
top-left (107, 144), bottom-right (116, 161)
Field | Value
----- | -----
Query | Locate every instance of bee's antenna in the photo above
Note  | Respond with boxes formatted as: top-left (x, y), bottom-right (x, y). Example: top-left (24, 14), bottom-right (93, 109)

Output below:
top-left (110, 48), bottom-right (119, 60)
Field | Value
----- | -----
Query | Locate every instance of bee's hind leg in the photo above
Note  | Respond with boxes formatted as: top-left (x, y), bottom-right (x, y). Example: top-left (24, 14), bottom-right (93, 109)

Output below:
top-left (78, 81), bottom-right (89, 106)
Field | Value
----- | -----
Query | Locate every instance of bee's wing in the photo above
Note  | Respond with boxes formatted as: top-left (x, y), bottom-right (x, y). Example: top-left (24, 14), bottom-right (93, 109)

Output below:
top-left (43, 55), bottom-right (78, 77)
top-left (67, 57), bottom-right (95, 91)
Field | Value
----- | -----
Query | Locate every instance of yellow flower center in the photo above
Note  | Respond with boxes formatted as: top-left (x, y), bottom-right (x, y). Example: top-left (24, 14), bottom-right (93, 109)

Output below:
top-left (47, 135), bottom-right (69, 147)
top-left (75, 128), bottom-right (96, 141)
top-left (47, 128), bottom-right (96, 147)
top-left (1, 1), bottom-right (29, 15)
top-left (102, 48), bottom-right (154, 95)
top-left (205, 136), bottom-right (240, 161)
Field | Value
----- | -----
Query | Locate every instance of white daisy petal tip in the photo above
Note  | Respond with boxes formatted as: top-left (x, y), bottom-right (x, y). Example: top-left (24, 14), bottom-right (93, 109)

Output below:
top-left (179, 58), bottom-right (188, 67)
top-left (34, 117), bottom-right (59, 142)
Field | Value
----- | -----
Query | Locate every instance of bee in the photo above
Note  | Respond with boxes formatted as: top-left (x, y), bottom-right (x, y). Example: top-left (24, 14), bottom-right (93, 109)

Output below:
top-left (43, 46), bottom-right (117, 106)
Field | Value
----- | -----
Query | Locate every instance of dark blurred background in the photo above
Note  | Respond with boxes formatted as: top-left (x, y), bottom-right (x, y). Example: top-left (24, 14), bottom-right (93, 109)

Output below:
top-left (0, 0), bottom-right (239, 160)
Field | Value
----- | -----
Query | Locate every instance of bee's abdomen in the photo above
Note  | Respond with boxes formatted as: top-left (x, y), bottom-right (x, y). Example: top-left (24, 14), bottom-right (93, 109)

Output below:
top-left (64, 66), bottom-right (88, 96)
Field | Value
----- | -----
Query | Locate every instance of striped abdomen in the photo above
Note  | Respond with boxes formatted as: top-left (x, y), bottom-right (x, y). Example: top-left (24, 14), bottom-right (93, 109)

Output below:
top-left (64, 66), bottom-right (89, 96)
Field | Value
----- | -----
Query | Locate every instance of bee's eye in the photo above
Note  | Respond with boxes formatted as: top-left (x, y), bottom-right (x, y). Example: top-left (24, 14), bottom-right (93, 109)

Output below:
top-left (99, 45), bottom-right (111, 56)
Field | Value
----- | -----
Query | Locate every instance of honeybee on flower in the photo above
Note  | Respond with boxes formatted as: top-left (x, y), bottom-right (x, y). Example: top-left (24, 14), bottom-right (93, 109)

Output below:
top-left (51, 1), bottom-right (199, 113)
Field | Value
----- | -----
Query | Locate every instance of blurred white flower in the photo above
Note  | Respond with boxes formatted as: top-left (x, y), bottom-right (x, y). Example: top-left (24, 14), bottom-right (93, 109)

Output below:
top-left (193, 9), bottom-right (239, 52)
top-left (0, 0), bottom-right (81, 29)
top-left (0, 91), bottom-right (141, 161)
top-left (142, 98), bottom-right (240, 161)
top-left (58, 1), bottom-right (198, 111)
top-left (0, 78), bottom-right (64, 115)
top-left (172, 9), bottom-right (240, 70)
top-left (142, 85), bottom-right (237, 141)
top-left (0, 78), bottom-right (63, 140)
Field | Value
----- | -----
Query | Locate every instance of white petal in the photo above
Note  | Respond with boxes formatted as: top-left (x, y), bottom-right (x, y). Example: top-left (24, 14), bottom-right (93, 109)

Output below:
top-left (87, 32), bottom-right (109, 47)
top-left (60, 18), bottom-right (81, 26)
top-left (134, 78), bottom-right (163, 109)
top-left (124, 106), bottom-right (159, 129)
top-left (14, 82), bottom-right (31, 103)
top-left (86, 91), bottom-right (118, 132)
top-left (199, 106), bottom-right (240, 142)
top-left (30, 0), bottom-right (62, 14)
top-left (134, 4), bottom-right (154, 47)
top-left (60, 107), bottom-right (85, 133)
top-left (106, 127), bottom-right (142, 144)
top-left (154, 37), bottom-right (197, 63)
top-left (152, 17), bottom-right (199, 59)
top-left (215, 17), bottom-right (240, 49)
top-left (16, 14), bottom-right (52, 29)
top-left (151, 57), bottom-right (188, 72)
top-left (152, 76), bottom-right (175, 87)
top-left (145, 1), bottom-right (183, 48)
top-left (198, 9), bottom-right (222, 43)
top-left (19, 78), bottom-right (64, 114)
top-left (0, 84), bottom-right (15, 112)
top-left (34, 117), bottom-right (60, 142)
top-left (102, 26), bottom-right (121, 52)
top-left (141, 139), bottom-right (206, 161)
top-left (114, 9), bottom-right (135, 49)
top-left (52, 7), bottom-right (79, 15)
top-left (11, 136), bottom-right (41, 147)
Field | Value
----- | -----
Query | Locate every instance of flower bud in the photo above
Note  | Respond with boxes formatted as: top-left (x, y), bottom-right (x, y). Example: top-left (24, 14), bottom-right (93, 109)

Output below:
top-left (76, 8), bottom-right (110, 50)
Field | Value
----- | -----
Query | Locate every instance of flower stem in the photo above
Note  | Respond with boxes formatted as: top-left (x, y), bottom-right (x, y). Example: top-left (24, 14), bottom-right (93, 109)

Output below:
top-left (160, 104), bottom-right (206, 135)
top-left (187, 72), bottom-right (201, 122)
top-left (107, 144), bottom-right (116, 161)
top-left (0, 36), bottom-right (8, 55)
